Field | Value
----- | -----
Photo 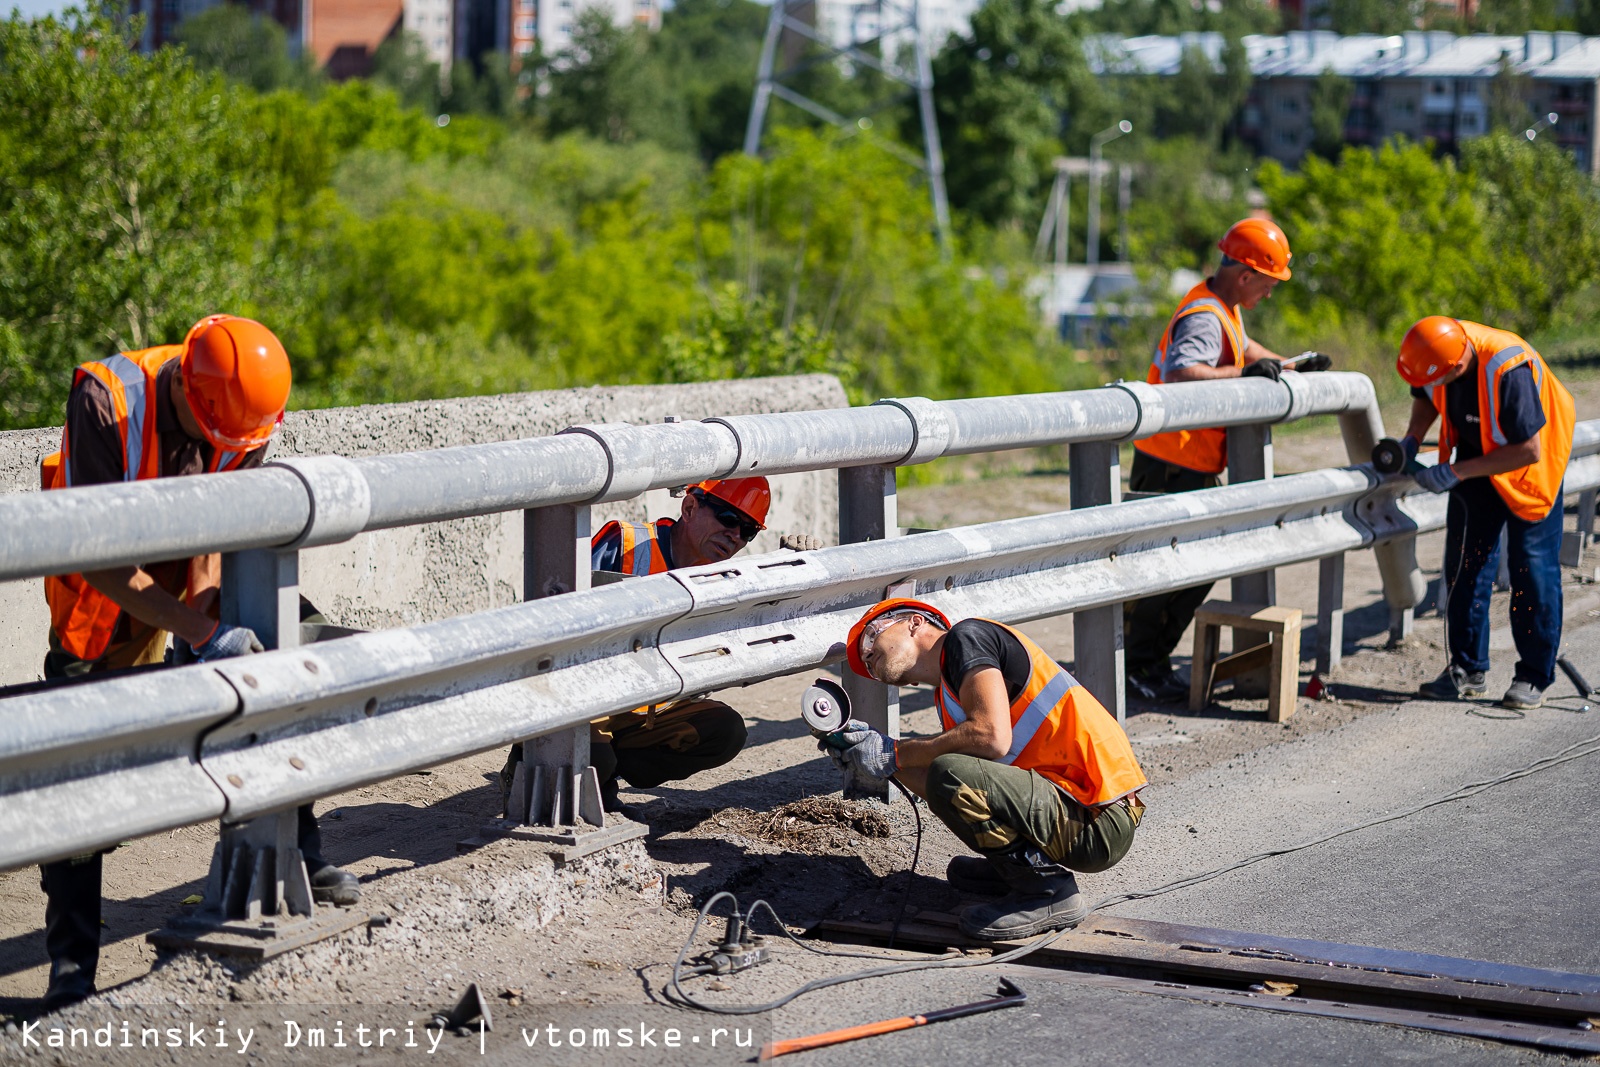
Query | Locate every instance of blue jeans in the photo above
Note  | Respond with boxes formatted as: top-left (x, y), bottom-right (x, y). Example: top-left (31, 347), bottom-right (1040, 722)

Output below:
top-left (1443, 478), bottom-right (1564, 689)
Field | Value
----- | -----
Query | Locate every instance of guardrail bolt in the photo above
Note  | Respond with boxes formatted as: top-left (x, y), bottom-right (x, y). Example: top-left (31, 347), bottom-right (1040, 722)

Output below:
top-left (227, 775), bottom-right (244, 788)
top-left (242, 674), bottom-right (259, 689)
top-left (290, 757), bottom-right (306, 770)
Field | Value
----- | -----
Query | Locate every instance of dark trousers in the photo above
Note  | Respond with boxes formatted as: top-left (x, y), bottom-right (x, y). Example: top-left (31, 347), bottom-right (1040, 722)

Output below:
top-left (1444, 478), bottom-right (1565, 689)
top-left (923, 753), bottom-right (1142, 873)
top-left (592, 700), bottom-right (748, 789)
top-left (1124, 450), bottom-right (1222, 677)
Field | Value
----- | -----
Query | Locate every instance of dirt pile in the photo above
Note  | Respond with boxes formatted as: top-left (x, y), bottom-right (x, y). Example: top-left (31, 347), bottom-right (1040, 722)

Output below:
top-left (707, 798), bottom-right (891, 853)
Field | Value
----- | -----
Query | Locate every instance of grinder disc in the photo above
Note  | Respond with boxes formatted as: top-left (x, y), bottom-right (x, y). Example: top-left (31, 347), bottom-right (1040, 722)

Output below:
top-left (800, 677), bottom-right (851, 734)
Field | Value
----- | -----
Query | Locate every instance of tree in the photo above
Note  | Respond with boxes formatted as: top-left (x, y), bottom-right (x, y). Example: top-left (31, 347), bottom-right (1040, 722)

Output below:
top-left (173, 2), bottom-right (318, 93)
top-left (1151, 37), bottom-right (1253, 145)
top-left (1322, 0), bottom-right (1420, 34)
top-left (1308, 67), bottom-right (1353, 159)
top-left (653, 0), bottom-right (765, 161)
top-left (0, 7), bottom-right (264, 428)
top-left (372, 30), bottom-right (443, 114)
top-left (1462, 130), bottom-right (1600, 334)
top-left (931, 0), bottom-right (1098, 226)
top-left (542, 10), bottom-right (689, 148)
top-left (1488, 54), bottom-right (1533, 132)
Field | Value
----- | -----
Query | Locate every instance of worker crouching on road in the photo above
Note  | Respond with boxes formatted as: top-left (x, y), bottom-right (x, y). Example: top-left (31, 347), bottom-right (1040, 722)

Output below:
top-left (36, 315), bottom-right (358, 1011)
top-left (826, 599), bottom-right (1147, 941)
top-left (1124, 218), bottom-right (1332, 704)
top-left (1397, 316), bottom-right (1576, 711)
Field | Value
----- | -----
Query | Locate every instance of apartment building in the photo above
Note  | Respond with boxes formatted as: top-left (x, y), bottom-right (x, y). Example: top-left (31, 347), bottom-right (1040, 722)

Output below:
top-left (1092, 31), bottom-right (1600, 174)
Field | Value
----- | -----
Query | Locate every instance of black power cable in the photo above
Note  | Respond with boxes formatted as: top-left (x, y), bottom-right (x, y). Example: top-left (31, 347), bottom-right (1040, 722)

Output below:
top-left (668, 732), bottom-right (1600, 1016)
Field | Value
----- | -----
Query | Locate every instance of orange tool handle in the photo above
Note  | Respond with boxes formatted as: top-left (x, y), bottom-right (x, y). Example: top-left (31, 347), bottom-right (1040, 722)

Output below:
top-left (759, 1015), bottom-right (925, 1059)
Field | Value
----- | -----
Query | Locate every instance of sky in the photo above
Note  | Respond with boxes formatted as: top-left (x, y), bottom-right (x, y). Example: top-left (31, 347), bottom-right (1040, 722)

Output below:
top-left (9, 0), bottom-right (76, 16)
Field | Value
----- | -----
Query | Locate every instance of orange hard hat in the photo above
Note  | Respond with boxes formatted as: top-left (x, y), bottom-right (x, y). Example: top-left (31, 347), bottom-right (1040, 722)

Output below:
top-left (1218, 218), bottom-right (1293, 281)
top-left (845, 598), bottom-right (951, 679)
top-left (180, 315), bottom-right (292, 451)
top-left (696, 476), bottom-right (770, 528)
top-left (1397, 316), bottom-right (1471, 388)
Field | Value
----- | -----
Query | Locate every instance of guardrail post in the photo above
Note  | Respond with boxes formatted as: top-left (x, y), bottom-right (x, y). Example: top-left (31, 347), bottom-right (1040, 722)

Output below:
top-left (1069, 441), bottom-right (1125, 721)
top-left (1315, 553), bottom-right (1345, 677)
top-left (1227, 425), bottom-right (1277, 695)
top-left (839, 464), bottom-right (900, 801)
top-left (1562, 488), bottom-right (1597, 568)
top-left (508, 504), bottom-right (610, 836)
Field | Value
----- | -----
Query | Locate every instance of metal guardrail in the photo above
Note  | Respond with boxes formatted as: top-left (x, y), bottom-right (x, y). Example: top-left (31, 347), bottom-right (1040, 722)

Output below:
top-left (4, 416), bottom-right (1598, 872)
top-left (0, 373), bottom-right (1382, 581)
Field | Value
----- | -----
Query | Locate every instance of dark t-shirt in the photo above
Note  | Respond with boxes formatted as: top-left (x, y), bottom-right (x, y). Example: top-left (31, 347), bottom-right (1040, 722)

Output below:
top-left (939, 618), bottom-right (1031, 703)
top-left (1410, 363), bottom-right (1544, 463)
top-left (590, 517), bottom-right (676, 573)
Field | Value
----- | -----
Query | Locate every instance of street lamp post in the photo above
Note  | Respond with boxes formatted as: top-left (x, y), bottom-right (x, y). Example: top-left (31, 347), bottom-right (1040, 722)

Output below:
top-left (1087, 119), bottom-right (1132, 268)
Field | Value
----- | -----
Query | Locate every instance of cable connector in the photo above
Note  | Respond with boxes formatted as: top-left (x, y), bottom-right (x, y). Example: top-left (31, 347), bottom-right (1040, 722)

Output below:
top-left (705, 944), bottom-right (772, 975)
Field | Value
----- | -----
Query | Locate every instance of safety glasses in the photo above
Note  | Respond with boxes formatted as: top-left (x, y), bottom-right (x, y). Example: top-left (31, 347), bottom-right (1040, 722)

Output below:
top-left (858, 613), bottom-right (913, 661)
top-left (704, 499), bottom-right (761, 543)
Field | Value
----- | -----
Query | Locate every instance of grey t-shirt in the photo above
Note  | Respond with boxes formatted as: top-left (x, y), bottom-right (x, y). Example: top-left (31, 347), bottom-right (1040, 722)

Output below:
top-left (1161, 310), bottom-right (1248, 375)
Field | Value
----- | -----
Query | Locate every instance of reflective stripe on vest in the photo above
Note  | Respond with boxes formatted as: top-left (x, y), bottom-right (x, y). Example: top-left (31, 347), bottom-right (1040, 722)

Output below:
top-left (1152, 296), bottom-right (1247, 380)
top-left (613, 521), bottom-right (669, 576)
top-left (933, 620), bottom-right (1147, 807)
top-left (1433, 322), bottom-right (1576, 522)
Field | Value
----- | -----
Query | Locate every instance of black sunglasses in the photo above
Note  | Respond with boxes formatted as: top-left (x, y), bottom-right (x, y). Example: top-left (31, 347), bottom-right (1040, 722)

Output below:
top-left (700, 496), bottom-right (760, 542)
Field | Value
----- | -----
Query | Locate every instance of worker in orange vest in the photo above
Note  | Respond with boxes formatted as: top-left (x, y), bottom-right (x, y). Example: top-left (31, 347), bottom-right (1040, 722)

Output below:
top-left (1397, 317), bottom-right (1575, 710)
top-left (505, 478), bottom-right (818, 814)
top-left (1125, 218), bottom-right (1331, 703)
top-left (35, 315), bottom-right (357, 1011)
top-left (829, 599), bottom-right (1147, 940)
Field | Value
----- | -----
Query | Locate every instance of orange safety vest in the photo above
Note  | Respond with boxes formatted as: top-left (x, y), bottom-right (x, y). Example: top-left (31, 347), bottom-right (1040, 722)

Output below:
top-left (1433, 322), bottom-right (1575, 523)
top-left (41, 347), bottom-right (253, 663)
top-left (593, 519), bottom-right (671, 576)
top-left (1134, 279), bottom-right (1249, 476)
top-left (935, 621), bottom-right (1147, 808)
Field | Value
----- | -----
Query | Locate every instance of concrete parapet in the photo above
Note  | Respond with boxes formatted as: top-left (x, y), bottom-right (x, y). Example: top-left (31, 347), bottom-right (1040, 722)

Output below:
top-left (0, 375), bottom-right (846, 686)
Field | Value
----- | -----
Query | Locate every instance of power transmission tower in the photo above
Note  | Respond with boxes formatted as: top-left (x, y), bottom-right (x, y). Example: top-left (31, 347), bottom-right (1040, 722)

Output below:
top-left (743, 0), bottom-right (951, 249)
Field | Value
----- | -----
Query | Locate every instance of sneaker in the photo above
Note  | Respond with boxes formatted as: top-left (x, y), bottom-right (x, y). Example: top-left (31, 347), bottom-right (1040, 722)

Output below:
top-left (1501, 680), bottom-right (1546, 710)
top-left (1419, 664), bottom-right (1487, 700)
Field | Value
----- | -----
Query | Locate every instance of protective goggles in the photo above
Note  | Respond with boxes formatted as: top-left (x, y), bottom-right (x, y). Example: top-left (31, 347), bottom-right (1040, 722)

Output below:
top-left (700, 496), bottom-right (761, 542)
top-left (858, 612), bottom-right (918, 661)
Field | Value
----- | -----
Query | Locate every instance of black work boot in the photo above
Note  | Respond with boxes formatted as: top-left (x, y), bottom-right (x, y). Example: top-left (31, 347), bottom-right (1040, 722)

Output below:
top-left (40, 854), bottom-right (101, 1012)
top-left (297, 806), bottom-right (361, 907)
top-left (1419, 663), bottom-right (1488, 700)
top-left (945, 855), bottom-right (1008, 896)
top-left (958, 847), bottom-right (1088, 941)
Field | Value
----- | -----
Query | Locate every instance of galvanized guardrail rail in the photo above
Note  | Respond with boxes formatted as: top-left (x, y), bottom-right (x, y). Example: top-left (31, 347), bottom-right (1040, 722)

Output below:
top-left (2, 375), bottom-right (1595, 957)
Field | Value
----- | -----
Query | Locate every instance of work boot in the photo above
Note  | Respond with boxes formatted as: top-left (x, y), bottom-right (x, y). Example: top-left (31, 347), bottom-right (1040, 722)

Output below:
top-left (1419, 664), bottom-right (1488, 700)
top-left (297, 806), bottom-right (361, 907)
top-left (945, 855), bottom-right (1008, 896)
top-left (600, 776), bottom-right (625, 814)
top-left (1127, 668), bottom-right (1187, 704)
top-left (957, 847), bottom-right (1088, 941)
top-left (1501, 679), bottom-right (1546, 710)
top-left (40, 855), bottom-right (101, 1012)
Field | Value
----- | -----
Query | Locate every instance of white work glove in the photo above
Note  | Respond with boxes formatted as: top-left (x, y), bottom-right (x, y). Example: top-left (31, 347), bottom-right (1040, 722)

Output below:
top-left (780, 533), bottom-right (823, 552)
top-left (194, 623), bottom-right (265, 662)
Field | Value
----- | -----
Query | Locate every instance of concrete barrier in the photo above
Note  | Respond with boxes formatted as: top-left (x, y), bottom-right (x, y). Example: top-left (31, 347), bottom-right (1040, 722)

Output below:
top-left (0, 375), bottom-right (847, 686)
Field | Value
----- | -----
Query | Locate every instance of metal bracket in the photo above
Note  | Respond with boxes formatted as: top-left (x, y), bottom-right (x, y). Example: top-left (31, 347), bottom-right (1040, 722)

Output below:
top-left (148, 810), bottom-right (367, 959)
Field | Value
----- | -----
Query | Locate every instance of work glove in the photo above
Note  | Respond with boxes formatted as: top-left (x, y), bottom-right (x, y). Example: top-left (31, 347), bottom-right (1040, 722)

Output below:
top-left (1413, 462), bottom-right (1461, 495)
top-left (780, 533), bottom-right (823, 552)
top-left (194, 622), bottom-right (265, 662)
top-left (1294, 351), bottom-right (1333, 372)
top-left (836, 718), bottom-right (897, 783)
top-left (1400, 435), bottom-right (1421, 463)
top-left (1241, 359), bottom-right (1282, 382)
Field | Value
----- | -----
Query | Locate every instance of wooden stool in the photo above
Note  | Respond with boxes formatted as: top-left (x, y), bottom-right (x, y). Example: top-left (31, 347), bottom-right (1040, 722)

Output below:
top-left (1190, 601), bottom-right (1303, 722)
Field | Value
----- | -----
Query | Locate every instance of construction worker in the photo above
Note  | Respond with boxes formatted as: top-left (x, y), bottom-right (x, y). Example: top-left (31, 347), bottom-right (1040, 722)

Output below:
top-left (507, 478), bottom-right (816, 812)
top-left (828, 599), bottom-right (1147, 940)
top-left (35, 315), bottom-right (358, 1011)
top-left (1124, 218), bottom-right (1332, 703)
top-left (1397, 317), bottom-right (1575, 710)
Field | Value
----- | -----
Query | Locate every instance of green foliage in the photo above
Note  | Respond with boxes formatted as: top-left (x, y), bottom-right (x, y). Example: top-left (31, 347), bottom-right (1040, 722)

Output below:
top-left (1308, 68), bottom-right (1352, 160)
top-left (173, 1), bottom-right (320, 93)
top-left (543, 10), bottom-right (690, 149)
top-left (0, 6), bottom-right (264, 428)
top-left (661, 284), bottom-right (844, 383)
top-left (652, 0), bottom-right (764, 160)
top-left (1122, 137), bottom-right (1254, 271)
top-left (932, 0), bottom-right (1097, 227)
top-left (372, 30), bottom-right (443, 114)
top-left (1323, 0), bottom-right (1421, 35)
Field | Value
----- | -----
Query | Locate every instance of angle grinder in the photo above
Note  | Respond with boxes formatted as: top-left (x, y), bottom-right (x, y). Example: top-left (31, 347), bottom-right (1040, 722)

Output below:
top-left (801, 677), bottom-right (854, 749)
top-left (1371, 436), bottom-right (1424, 476)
